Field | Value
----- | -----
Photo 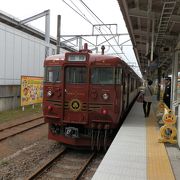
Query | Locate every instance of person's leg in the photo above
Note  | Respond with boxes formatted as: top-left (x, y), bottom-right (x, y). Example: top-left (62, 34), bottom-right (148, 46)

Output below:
top-left (164, 99), bottom-right (170, 109)
top-left (147, 102), bottom-right (152, 117)
top-left (143, 101), bottom-right (147, 117)
top-left (167, 99), bottom-right (170, 109)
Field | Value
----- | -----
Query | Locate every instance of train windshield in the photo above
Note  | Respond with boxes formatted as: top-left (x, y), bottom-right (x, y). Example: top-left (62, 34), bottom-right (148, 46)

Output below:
top-left (65, 66), bottom-right (87, 84)
top-left (91, 67), bottom-right (114, 84)
top-left (44, 66), bottom-right (61, 83)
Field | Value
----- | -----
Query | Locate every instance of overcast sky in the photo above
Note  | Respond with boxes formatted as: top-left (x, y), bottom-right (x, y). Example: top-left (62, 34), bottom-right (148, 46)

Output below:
top-left (1, 0), bottom-right (141, 77)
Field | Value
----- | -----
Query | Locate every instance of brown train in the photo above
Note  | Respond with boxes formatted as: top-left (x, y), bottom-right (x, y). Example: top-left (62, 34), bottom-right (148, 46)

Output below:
top-left (43, 44), bottom-right (141, 150)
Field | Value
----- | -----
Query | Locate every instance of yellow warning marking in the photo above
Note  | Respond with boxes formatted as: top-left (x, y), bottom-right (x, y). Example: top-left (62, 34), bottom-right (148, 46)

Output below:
top-left (146, 113), bottom-right (175, 180)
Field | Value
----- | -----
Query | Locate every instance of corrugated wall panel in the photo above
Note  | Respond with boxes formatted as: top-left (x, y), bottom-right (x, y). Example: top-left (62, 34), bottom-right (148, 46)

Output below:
top-left (34, 43), bottom-right (40, 76)
top-left (0, 23), bottom-right (57, 85)
top-left (5, 31), bottom-right (14, 84)
top-left (39, 45), bottom-right (45, 76)
top-left (28, 40), bottom-right (35, 75)
top-left (21, 38), bottom-right (29, 76)
top-left (0, 24), bottom-right (6, 85)
top-left (14, 36), bottom-right (22, 84)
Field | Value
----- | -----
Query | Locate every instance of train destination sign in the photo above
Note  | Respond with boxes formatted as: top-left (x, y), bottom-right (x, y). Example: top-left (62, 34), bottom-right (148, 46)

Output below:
top-left (68, 55), bottom-right (86, 62)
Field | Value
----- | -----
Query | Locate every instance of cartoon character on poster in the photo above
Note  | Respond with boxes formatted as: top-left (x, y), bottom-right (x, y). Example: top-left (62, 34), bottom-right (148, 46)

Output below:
top-left (21, 76), bottom-right (43, 106)
top-left (30, 85), bottom-right (35, 101)
top-left (40, 84), bottom-right (43, 98)
top-left (22, 80), bottom-right (31, 104)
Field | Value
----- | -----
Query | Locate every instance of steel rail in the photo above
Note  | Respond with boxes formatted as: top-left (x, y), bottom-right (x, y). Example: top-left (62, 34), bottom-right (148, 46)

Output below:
top-left (0, 119), bottom-right (45, 142)
top-left (0, 116), bottom-right (43, 132)
top-left (73, 152), bottom-right (96, 180)
top-left (26, 148), bottom-right (67, 180)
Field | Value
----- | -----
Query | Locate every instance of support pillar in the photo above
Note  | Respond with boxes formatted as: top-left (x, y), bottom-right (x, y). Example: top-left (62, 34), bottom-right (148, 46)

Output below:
top-left (173, 40), bottom-right (180, 147)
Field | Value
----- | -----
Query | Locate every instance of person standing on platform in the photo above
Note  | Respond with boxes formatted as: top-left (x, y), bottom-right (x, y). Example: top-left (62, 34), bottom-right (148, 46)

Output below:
top-left (143, 80), bottom-right (153, 118)
top-left (163, 77), bottom-right (171, 108)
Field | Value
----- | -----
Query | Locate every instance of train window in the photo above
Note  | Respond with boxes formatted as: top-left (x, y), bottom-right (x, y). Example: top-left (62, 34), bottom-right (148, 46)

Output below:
top-left (124, 78), bottom-right (128, 94)
top-left (44, 66), bottom-right (61, 83)
top-left (115, 68), bottom-right (122, 84)
top-left (91, 67), bottom-right (114, 84)
top-left (65, 67), bottom-right (87, 84)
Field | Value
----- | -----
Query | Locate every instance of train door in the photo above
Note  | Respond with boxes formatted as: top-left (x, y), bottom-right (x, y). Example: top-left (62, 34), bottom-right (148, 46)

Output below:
top-left (126, 74), bottom-right (130, 108)
top-left (122, 69), bottom-right (126, 112)
top-left (122, 70), bottom-right (129, 110)
top-left (63, 66), bottom-right (89, 124)
top-left (114, 67), bottom-right (123, 118)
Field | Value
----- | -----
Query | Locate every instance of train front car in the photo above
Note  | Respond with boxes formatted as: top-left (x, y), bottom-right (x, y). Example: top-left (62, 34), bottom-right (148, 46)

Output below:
top-left (43, 45), bottom-right (124, 150)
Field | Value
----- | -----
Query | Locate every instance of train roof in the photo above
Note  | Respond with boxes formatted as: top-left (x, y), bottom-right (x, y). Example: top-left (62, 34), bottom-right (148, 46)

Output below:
top-left (45, 44), bottom-right (140, 79)
top-left (45, 43), bottom-right (123, 66)
top-left (46, 49), bottom-right (124, 61)
top-left (45, 53), bottom-right (140, 79)
top-left (45, 52), bottom-right (123, 66)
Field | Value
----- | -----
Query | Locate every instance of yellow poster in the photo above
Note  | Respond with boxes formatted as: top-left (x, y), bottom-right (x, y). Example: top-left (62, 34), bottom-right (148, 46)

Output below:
top-left (21, 76), bottom-right (43, 106)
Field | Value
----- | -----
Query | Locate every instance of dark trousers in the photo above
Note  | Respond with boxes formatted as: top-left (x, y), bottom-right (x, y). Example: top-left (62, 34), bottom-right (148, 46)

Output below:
top-left (143, 101), bottom-right (152, 117)
top-left (164, 99), bottom-right (170, 109)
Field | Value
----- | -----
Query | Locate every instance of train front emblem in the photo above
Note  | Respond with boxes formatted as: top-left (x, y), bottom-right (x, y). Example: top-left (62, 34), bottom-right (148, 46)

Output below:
top-left (69, 99), bottom-right (81, 112)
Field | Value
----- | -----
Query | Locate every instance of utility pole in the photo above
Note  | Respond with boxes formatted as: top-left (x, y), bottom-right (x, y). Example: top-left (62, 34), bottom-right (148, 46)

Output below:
top-left (19, 10), bottom-right (50, 58)
top-left (57, 15), bottom-right (61, 54)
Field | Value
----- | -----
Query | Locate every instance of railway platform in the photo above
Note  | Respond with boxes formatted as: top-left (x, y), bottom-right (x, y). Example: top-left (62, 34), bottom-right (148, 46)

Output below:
top-left (92, 97), bottom-right (180, 180)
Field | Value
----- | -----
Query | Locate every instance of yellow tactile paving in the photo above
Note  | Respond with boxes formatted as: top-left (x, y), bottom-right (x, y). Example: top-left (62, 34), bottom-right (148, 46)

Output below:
top-left (147, 113), bottom-right (175, 180)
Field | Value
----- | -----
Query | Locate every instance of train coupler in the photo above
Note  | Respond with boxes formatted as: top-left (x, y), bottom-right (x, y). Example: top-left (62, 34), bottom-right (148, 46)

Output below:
top-left (65, 127), bottom-right (79, 138)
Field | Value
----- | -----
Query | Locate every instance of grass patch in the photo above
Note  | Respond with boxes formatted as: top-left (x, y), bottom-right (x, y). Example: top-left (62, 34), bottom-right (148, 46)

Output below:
top-left (0, 104), bottom-right (42, 124)
top-left (0, 160), bottom-right (9, 166)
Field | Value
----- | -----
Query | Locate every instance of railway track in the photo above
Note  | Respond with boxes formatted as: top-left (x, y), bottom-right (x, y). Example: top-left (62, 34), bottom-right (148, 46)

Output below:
top-left (0, 116), bottom-right (45, 141)
top-left (27, 148), bottom-right (96, 180)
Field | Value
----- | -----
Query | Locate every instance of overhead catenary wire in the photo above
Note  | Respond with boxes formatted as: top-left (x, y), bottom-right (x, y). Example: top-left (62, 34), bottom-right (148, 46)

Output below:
top-left (78, 0), bottom-right (142, 69)
top-left (62, 1), bottom-right (111, 43)
top-left (62, 0), bottom-right (93, 25)
top-left (62, 0), bottom-right (140, 69)
top-left (78, 0), bottom-right (131, 62)
top-left (81, 0), bottom-right (144, 74)
top-left (62, 0), bottom-right (123, 59)
top-left (63, 0), bottom-right (141, 76)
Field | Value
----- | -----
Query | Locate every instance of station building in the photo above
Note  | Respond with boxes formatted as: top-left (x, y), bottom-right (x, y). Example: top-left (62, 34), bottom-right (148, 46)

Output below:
top-left (0, 10), bottom-right (73, 111)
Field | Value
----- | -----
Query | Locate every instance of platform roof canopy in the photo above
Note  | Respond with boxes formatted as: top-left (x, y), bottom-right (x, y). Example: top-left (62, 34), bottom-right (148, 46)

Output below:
top-left (117, 0), bottom-right (180, 78)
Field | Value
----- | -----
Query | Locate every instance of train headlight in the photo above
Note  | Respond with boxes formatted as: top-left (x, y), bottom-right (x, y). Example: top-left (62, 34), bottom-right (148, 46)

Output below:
top-left (48, 105), bottom-right (52, 111)
top-left (102, 93), bottom-right (109, 100)
top-left (47, 90), bottom-right (53, 97)
top-left (101, 108), bottom-right (108, 115)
